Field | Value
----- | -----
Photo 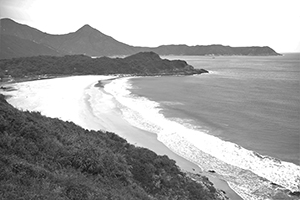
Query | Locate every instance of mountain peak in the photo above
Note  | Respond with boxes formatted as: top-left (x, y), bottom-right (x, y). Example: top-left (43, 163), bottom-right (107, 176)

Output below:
top-left (82, 24), bottom-right (93, 29)
top-left (75, 24), bottom-right (108, 38)
top-left (77, 24), bottom-right (96, 33)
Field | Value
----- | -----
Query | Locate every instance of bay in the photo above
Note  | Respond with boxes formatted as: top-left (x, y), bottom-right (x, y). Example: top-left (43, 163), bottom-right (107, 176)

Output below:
top-left (130, 54), bottom-right (300, 165)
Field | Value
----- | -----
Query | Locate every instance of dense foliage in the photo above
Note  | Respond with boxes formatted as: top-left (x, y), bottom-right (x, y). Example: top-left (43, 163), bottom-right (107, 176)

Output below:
top-left (0, 94), bottom-right (224, 200)
top-left (0, 52), bottom-right (208, 79)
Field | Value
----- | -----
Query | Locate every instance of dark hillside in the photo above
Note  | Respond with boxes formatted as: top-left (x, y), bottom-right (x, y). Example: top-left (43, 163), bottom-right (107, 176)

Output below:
top-left (0, 94), bottom-right (226, 199)
top-left (0, 52), bottom-right (208, 78)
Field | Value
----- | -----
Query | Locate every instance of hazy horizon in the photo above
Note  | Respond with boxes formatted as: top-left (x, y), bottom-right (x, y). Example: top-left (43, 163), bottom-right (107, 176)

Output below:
top-left (0, 0), bottom-right (299, 53)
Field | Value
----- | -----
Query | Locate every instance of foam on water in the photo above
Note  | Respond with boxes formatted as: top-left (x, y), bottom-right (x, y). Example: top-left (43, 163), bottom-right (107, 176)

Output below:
top-left (104, 77), bottom-right (300, 200)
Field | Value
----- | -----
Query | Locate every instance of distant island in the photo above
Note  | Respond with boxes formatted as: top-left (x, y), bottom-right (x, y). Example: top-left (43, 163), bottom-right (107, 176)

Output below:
top-left (0, 52), bottom-right (208, 80)
top-left (0, 18), bottom-right (281, 59)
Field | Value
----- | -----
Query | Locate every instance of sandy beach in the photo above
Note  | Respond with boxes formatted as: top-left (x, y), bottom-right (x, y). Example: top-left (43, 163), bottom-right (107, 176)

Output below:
top-left (1, 75), bottom-right (242, 200)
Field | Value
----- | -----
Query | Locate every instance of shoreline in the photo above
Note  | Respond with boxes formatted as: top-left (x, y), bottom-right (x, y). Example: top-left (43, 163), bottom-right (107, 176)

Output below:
top-left (105, 76), bottom-right (300, 199)
top-left (93, 79), bottom-right (243, 199)
top-left (1, 75), bottom-right (242, 200)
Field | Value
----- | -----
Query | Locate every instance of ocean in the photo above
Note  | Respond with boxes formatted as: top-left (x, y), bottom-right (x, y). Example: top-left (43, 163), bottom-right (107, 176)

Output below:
top-left (101, 53), bottom-right (300, 199)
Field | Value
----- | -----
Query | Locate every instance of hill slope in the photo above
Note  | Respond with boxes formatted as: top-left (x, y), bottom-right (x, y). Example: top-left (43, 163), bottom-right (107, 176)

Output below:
top-left (0, 34), bottom-right (62, 59)
top-left (0, 18), bottom-right (281, 58)
top-left (0, 93), bottom-right (226, 200)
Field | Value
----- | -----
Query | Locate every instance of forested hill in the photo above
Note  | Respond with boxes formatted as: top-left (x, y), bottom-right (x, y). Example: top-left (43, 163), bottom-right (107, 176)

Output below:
top-left (0, 94), bottom-right (226, 199)
top-left (0, 52), bottom-right (208, 79)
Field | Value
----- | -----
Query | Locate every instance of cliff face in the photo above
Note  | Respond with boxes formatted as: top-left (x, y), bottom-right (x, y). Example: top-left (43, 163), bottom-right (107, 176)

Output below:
top-left (0, 18), bottom-right (281, 59)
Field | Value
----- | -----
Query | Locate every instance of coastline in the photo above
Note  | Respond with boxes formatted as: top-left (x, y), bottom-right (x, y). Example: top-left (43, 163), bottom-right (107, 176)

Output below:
top-left (107, 75), bottom-right (300, 198)
top-left (1, 75), bottom-right (242, 200)
top-left (92, 78), bottom-right (243, 200)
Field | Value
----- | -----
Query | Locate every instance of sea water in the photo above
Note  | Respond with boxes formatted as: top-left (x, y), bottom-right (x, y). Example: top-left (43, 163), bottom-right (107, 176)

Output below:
top-left (100, 54), bottom-right (300, 199)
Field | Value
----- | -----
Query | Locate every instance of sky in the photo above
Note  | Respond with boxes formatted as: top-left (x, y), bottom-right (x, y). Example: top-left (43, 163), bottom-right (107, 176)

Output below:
top-left (0, 0), bottom-right (299, 53)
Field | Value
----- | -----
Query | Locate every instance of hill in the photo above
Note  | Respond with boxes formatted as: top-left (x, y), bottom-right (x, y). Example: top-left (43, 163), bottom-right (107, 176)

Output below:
top-left (0, 52), bottom-right (208, 79)
top-left (42, 24), bottom-right (136, 56)
top-left (0, 93), bottom-right (227, 200)
top-left (0, 18), bottom-right (135, 58)
top-left (0, 34), bottom-right (62, 59)
top-left (141, 44), bottom-right (281, 56)
top-left (0, 18), bottom-right (281, 59)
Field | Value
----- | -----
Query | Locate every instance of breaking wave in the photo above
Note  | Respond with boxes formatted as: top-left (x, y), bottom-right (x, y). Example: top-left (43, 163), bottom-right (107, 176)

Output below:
top-left (103, 77), bottom-right (300, 200)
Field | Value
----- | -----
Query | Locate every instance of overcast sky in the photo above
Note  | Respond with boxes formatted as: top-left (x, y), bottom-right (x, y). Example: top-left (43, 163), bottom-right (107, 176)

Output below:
top-left (1, 0), bottom-right (299, 53)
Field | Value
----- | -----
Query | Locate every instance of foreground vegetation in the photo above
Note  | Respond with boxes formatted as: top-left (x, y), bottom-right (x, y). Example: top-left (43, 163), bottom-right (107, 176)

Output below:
top-left (0, 94), bottom-right (225, 200)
